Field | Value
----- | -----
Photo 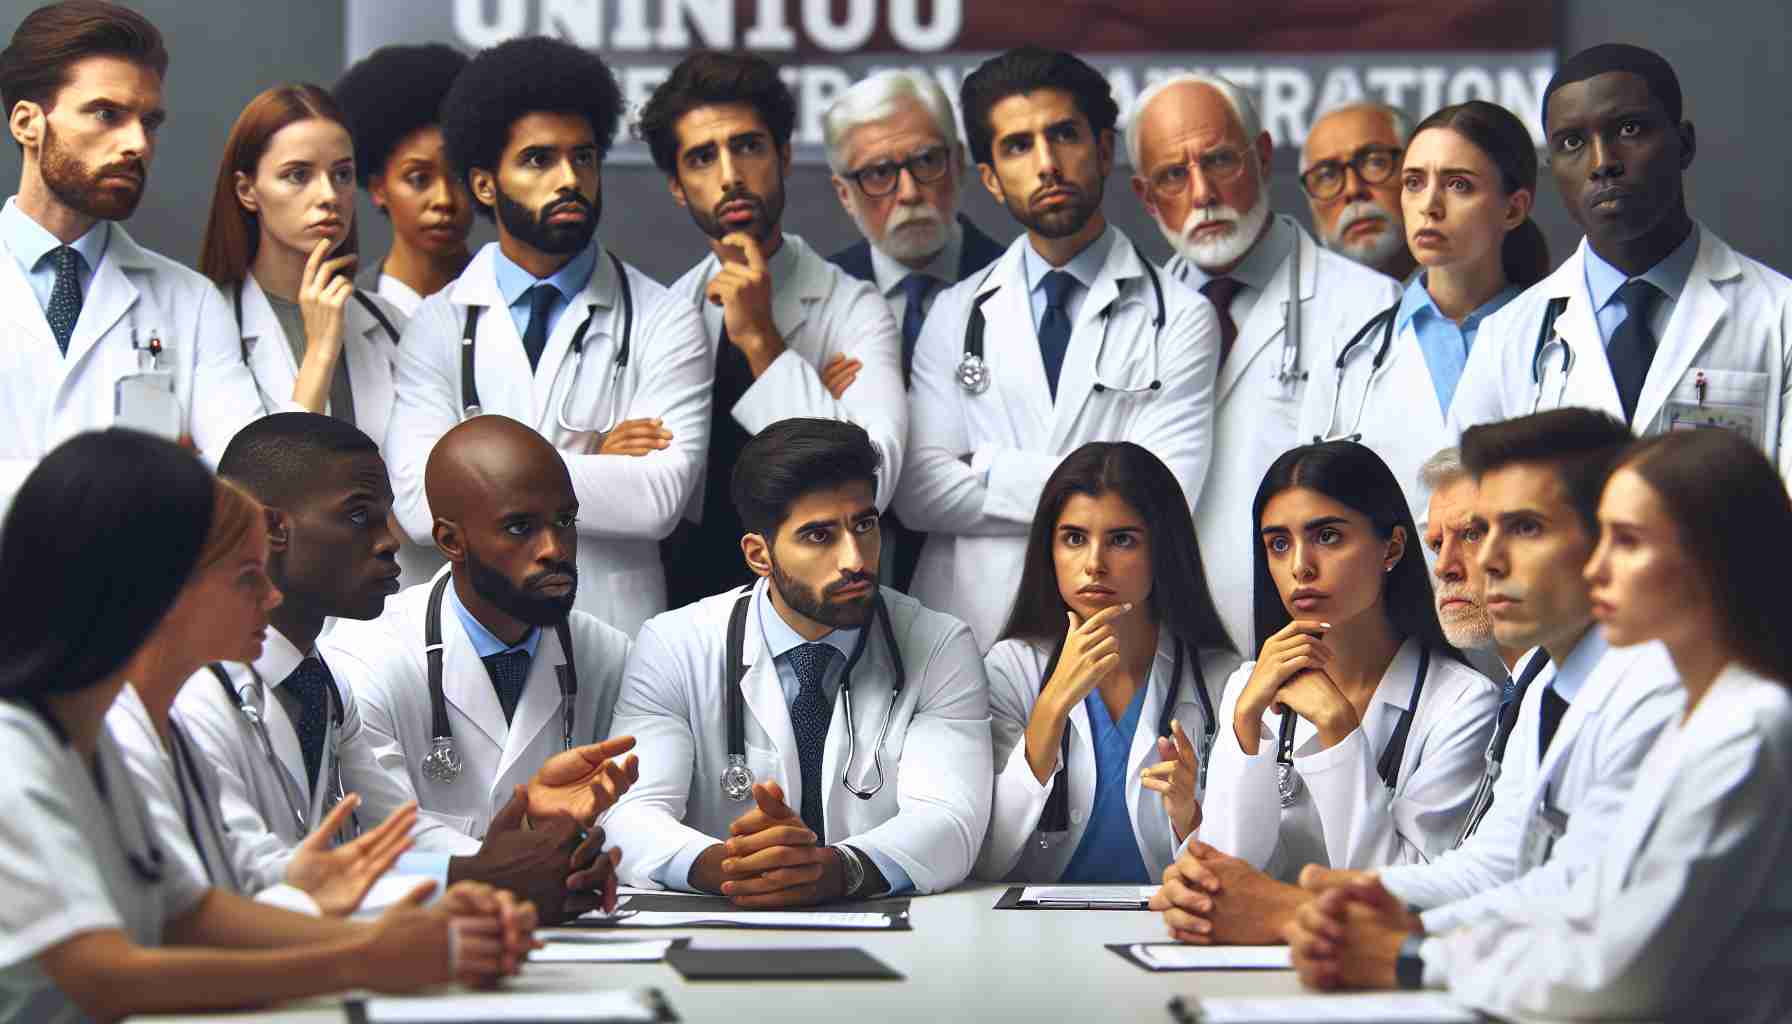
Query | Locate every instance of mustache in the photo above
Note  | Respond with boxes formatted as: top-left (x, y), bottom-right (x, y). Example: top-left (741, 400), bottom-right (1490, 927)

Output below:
top-left (523, 562), bottom-right (578, 589)
top-left (1434, 581), bottom-right (1479, 605)
top-left (541, 192), bottom-right (592, 219)
top-left (824, 571), bottom-right (874, 598)
top-left (98, 158), bottom-right (147, 182)
top-left (713, 186), bottom-right (764, 215)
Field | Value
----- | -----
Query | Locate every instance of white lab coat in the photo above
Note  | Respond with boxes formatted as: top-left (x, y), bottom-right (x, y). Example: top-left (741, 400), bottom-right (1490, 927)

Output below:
top-left (897, 229), bottom-right (1221, 651)
top-left (1451, 226), bottom-right (1792, 478)
top-left (384, 242), bottom-right (712, 635)
top-left (1299, 314), bottom-right (1446, 528)
top-left (1432, 663), bottom-right (1792, 1022)
top-left (0, 223), bottom-right (269, 517)
top-left (669, 233), bottom-right (906, 512)
top-left (603, 579), bottom-right (992, 893)
top-left (1172, 221), bottom-right (1403, 653)
top-left (976, 634), bottom-right (1242, 882)
top-left (1198, 639), bottom-right (1498, 881)
top-left (171, 627), bottom-right (429, 893)
top-left (325, 568), bottom-right (633, 851)
top-left (1379, 639), bottom-right (1683, 933)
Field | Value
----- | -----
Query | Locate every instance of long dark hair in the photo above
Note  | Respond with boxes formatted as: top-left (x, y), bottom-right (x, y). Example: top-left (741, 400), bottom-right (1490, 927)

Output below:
top-left (1614, 430), bottom-right (1792, 687)
top-left (0, 430), bottom-right (215, 700)
top-left (999, 442), bottom-right (1232, 655)
top-left (1408, 99), bottom-right (1550, 287)
top-left (1250, 441), bottom-right (1458, 661)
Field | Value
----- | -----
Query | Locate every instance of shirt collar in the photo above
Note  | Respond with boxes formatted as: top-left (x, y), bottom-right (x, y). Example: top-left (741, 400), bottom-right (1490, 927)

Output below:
top-left (1549, 625), bottom-right (1609, 704)
top-left (0, 195), bottom-right (109, 275)
top-left (445, 573), bottom-right (542, 661)
top-left (1023, 223), bottom-right (1114, 299)
top-left (755, 579), bottom-right (861, 663)
top-left (255, 626), bottom-right (310, 691)
top-left (1583, 224), bottom-right (1700, 314)
top-left (869, 218), bottom-right (962, 298)
top-left (1395, 272), bottom-right (1523, 334)
top-left (492, 239), bottom-right (599, 309)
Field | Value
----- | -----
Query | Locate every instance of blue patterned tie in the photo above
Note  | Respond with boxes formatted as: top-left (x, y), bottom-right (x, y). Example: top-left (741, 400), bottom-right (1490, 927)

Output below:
top-left (787, 642), bottom-right (837, 840)
top-left (483, 650), bottom-right (532, 724)
top-left (280, 657), bottom-right (334, 792)
top-left (1037, 270), bottom-right (1075, 398)
top-left (46, 245), bottom-right (83, 356)
top-left (897, 273), bottom-right (933, 389)
top-left (522, 283), bottom-right (557, 372)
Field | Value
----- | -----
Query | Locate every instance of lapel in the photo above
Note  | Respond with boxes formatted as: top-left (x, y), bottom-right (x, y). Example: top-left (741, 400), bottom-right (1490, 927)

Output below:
top-left (1543, 245), bottom-right (1623, 417)
top-left (530, 244), bottom-right (617, 424)
top-left (982, 241), bottom-right (1054, 442)
top-left (1121, 635), bottom-right (1178, 836)
top-left (769, 236), bottom-right (821, 348)
top-left (449, 245), bottom-right (533, 421)
top-left (821, 605), bottom-right (899, 812)
top-left (1634, 226), bottom-right (1738, 427)
top-left (238, 275), bottom-right (298, 400)
top-left (1534, 642), bottom-right (1635, 794)
top-left (441, 596), bottom-right (509, 752)
top-left (0, 239), bottom-right (59, 355)
top-left (492, 636), bottom-right (566, 794)
top-left (63, 224), bottom-right (150, 374)
top-left (258, 674), bottom-right (310, 801)
top-left (738, 581), bottom-right (803, 794)
top-left (342, 300), bottom-right (396, 438)
top-left (1215, 216), bottom-right (1313, 406)
top-left (306, 714), bottom-right (340, 822)
top-left (1044, 237), bottom-right (1140, 451)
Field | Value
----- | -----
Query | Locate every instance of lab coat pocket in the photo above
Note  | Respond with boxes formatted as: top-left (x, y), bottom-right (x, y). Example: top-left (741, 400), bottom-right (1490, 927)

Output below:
top-left (745, 742), bottom-right (781, 793)
top-left (1655, 367), bottom-right (1770, 449)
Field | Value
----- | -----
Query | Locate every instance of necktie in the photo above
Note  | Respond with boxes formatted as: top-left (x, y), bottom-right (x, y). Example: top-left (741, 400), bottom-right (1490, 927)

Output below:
top-left (483, 649), bottom-right (532, 725)
top-left (897, 273), bottom-right (933, 389)
top-left (1201, 276), bottom-right (1244, 367)
top-left (46, 245), bottom-right (83, 356)
top-left (1608, 279), bottom-right (1661, 423)
top-left (1037, 270), bottom-right (1075, 398)
top-left (1538, 685), bottom-right (1570, 761)
top-left (280, 657), bottom-right (334, 793)
top-left (787, 642), bottom-right (837, 841)
top-left (521, 283), bottom-right (557, 372)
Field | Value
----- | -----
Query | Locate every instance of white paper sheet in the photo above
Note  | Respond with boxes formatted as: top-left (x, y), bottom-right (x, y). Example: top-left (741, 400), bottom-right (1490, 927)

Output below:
top-left (1192, 993), bottom-right (1478, 1022)
top-left (1018, 885), bottom-right (1157, 905)
top-left (529, 939), bottom-right (674, 963)
top-left (1131, 943), bottom-right (1291, 970)
top-left (361, 988), bottom-right (660, 1022)
top-left (580, 908), bottom-right (892, 929)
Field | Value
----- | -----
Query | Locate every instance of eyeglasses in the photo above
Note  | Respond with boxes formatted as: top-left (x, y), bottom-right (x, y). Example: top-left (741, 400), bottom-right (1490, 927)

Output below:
top-left (844, 146), bottom-right (951, 198)
top-left (1146, 147), bottom-right (1250, 199)
top-left (1298, 145), bottom-right (1404, 200)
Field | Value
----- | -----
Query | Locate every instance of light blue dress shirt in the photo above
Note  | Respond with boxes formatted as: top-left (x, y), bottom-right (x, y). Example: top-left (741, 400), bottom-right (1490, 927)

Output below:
top-left (445, 577), bottom-right (542, 661)
top-left (1581, 226), bottom-right (1699, 347)
top-left (1396, 273), bottom-right (1521, 415)
top-left (491, 240), bottom-right (598, 350)
top-left (1546, 625), bottom-right (1609, 707)
top-left (1021, 225), bottom-right (1115, 336)
top-left (1170, 214), bottom-right (1297, 332)
top-left (1058, 686), bottom-right (1153, 883)
top-left (0, 196), bottom-right (108, 317)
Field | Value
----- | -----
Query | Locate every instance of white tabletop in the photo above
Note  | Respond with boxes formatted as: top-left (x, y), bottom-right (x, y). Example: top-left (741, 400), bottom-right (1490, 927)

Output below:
top-left (129, 883), bottom-right (1309, 1022)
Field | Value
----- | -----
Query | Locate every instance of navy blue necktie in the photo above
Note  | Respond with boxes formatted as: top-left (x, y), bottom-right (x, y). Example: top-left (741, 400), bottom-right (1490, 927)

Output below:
top-left (1608, 279), bottom-right (1661, 423)
top-left (897, 273), bottom-right (933, 389)
top-left (46, 245), bottom-right (82, 355)
top-left (787, 643), bottom-right (837, 841)
top-left (1538, 686), bottom-right (1570, 760)
top-left (1037, 270), bottom-right (1075, 398)
top-left (483, 650), bottom-right (532, 725)
top-left (522, 284), bottom-right (557, 372)
top-left (280, 657), bottom-right (334, 793)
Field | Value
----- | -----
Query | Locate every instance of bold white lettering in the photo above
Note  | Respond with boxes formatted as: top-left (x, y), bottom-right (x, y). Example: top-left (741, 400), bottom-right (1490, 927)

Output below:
top-left (453, 0), bottom-right (525, 48)
top-left (1261, 67), bottom-right (1313, 146)
top-left (656, 0), bottom-right (733, 47)
top-left (611, 0), bottom-right (653, 49)
top-left (1365, 67), bottom-right (1419, 109)
top-left (743, 0), bottom-right (797, 48)
top-left (1447, 67), bottom-right (1497, 104)
top-left (1501, 67), bottom-right (1552, 144)
top-left (887, 0), bottom-right (961, 51)
top-left (623, 65), bottom-right (671, 141)
top-left (1418, 66), bottom-right (1448, 116)
top-left (801, 0), bottom-right (876, 52)
top-left (1213, 66), bottom-right (1260, 92)
top-left (798, 65), bottom-right (853, 144)
top-left (1314, 66), bottom-right (1366, 113)
top-left (541, 0), bottom-right (599, 47)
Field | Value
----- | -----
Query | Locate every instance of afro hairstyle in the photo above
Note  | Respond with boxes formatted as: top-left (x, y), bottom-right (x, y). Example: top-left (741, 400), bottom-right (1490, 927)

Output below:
top-left (439, 36), bottom-right (623, 192)
top-left (333, 43), bottom-right (468, 188)
top-left (633, 51), bottom-right (796, 176)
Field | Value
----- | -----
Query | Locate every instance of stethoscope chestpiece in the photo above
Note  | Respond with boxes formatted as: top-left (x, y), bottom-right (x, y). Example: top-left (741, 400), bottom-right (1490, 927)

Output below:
top-left (956, 352), bottom-right (991, 394)
top-left (720, 754), bottom-right (754, 802)
top-left (1277, 763), bottom-right (1302, 807)
top-left (421, 735), bottom-right (464, 783)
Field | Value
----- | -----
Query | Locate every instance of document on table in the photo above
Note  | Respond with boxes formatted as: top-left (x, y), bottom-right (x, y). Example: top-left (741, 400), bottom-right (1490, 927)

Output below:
top-left (1127, 943), bottom-right (1290, 970)
top-left (1018, 885), bottom-right (1157, 906)
top-left (357, 987), bottom-right (667, 1022)
top-left (529, 939), bottom-right (676, 963)
top-left (581, 908), bottom-right (895, 929)
top-left (1185, 992), bottom-right (1478, 1022)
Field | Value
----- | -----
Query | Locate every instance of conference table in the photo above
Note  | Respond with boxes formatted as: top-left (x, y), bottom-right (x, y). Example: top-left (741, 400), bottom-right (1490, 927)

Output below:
top-left (132, 883), bottom-right (1330, 1022)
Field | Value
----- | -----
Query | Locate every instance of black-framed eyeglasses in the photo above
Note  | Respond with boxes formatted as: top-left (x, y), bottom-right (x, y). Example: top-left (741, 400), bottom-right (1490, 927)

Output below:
top-left (1299, 145), bottom-right (1404, 200)
top-left (844, 145), bottom-right (951, 198)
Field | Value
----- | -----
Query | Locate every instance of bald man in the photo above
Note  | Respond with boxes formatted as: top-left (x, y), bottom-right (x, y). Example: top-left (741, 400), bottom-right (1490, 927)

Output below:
top-left (326, 414), bottom-right (636, 919)
top-left (1301, 102), bottom-right (1416, 282)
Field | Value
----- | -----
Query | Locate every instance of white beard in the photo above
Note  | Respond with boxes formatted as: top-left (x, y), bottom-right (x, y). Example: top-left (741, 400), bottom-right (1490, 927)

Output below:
top-left (1323, 200), bottom-right (1408, 271)
top-left (856, 200), bottom-right (953, 265)
top-left (1160, 191), bottom-right (1273, 272)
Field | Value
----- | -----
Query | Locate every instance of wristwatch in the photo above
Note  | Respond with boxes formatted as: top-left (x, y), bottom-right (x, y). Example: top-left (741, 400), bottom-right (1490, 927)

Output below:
top-left (834, 844), bottom-right (867, 900)
top-left (1395, 934), bottom-right (1427, 990)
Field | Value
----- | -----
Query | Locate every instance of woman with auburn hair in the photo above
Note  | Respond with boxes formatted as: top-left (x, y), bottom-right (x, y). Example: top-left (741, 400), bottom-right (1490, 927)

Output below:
top-left (0, 431), bottom-right (530, 1024)
top-left (200, 83), bottom-right (405, 446)
top-left (1288, 428), bottom-right (1792, 1021)
top-left (977, 442), bottom-right (1241, 883)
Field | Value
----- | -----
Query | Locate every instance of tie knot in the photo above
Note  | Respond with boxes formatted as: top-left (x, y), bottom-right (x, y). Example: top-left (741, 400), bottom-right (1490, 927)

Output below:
top-left (1618, 278), bottom-right (1660, 316)
top-left (898, 273), bottom-right (933, 304)
top-left (285, 656), bottom-right (331, 694)
top-left (528, 282), bottom-right (559, 315)
top-left (788, 642), bottom-right (836, 691)
top-left (49, 245), bottom-right (80, 275)
top-left (1200, 275), bottom-right (1244, 312)
top-left (1041, 270), bottom-right (1075, 310)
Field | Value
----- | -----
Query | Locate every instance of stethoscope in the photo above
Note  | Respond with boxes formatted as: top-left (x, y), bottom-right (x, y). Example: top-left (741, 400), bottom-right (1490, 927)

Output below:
top-left (1455, 649), bottom-right (1550, 847)
top-left (1274, 644), bottom-right (1430, 808)
top-left (1313, 301), bottom-right (1401, 443)
top-left (1037, 637), bottom-right (1216, 836)
top-left (231, 279), bottom-right (400, 404)
top-left (956, 243), bottom-right (1166, 396)
top-left (419, 573), bottom-right (580, 784)
top-left (1530, 296), bottom-right (1572, 413)
top-left (206, 662), bottom-right (348, 836)
top-left (457, 251), bottom-right (634, 435)
top-left (167, 714), bottom-right (244, 892)
top-left (719, 585), bottom-right (906, 803)
top-left (16, 694), bottom-right (167, 884)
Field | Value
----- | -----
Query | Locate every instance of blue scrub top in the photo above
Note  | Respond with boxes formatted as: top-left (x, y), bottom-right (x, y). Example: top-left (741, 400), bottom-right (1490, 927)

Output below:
top-left (1058, 686), bottom-right (1152, 883)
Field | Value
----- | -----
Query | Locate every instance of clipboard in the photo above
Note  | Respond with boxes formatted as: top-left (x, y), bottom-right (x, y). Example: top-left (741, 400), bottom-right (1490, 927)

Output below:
top-left (994, 885), bottom-right (1156, 910)
top-left (570, 894), bottom-right (912, 931)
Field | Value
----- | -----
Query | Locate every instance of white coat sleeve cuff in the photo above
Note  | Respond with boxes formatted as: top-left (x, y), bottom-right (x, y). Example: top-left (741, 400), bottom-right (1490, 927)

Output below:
top-left (1419, 935), bottom-right (1452, 989)
top-left (1290, 726), bottom-right (1370, 778)
top-left (732, 348), bottom-right (808, 435)
top-left (652, 836), bottom-right (717, 893)
top-left (971, 446), bottom-right (996, 487)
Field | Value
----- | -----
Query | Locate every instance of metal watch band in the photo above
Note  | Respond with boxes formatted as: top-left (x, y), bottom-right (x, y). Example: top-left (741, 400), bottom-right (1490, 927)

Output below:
top-left (835, 843), bottom-right (867, 899)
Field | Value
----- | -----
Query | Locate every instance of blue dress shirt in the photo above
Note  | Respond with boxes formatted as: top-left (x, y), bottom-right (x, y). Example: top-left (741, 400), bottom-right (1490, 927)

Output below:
top-left (1021, 226), bottom-right (1115, 336)
top-left (492, 240), bottom-right (598, 350)
top-left (445, 577), bottom-right (542, 661)
top-left (1581, 227), bottom-right (1699, 346)
top-left (1058, 685), bottom-right (1153, 883)
top-left (0, 196), bottom-right (108, 317)
top-left (1396, 273), bottom-right (1521, 415)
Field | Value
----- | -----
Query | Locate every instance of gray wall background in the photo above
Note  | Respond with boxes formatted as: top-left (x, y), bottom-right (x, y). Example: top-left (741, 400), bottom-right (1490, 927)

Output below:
top-left (2, 1), bottom-right (1787, 285)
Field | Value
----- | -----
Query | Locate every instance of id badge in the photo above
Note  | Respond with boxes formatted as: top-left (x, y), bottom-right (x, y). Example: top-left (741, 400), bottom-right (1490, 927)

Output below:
top-left (1657, 368), bottom-right (1770, 449)
top-left (115, 370), bottom-right (180, 439)
top-left (1520, 796), bottom-right (1569, 871)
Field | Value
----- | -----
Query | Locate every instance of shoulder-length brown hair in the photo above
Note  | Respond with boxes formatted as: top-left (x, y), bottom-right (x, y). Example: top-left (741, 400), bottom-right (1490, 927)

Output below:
top-left (199, 83), bottom-right (359, 287)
